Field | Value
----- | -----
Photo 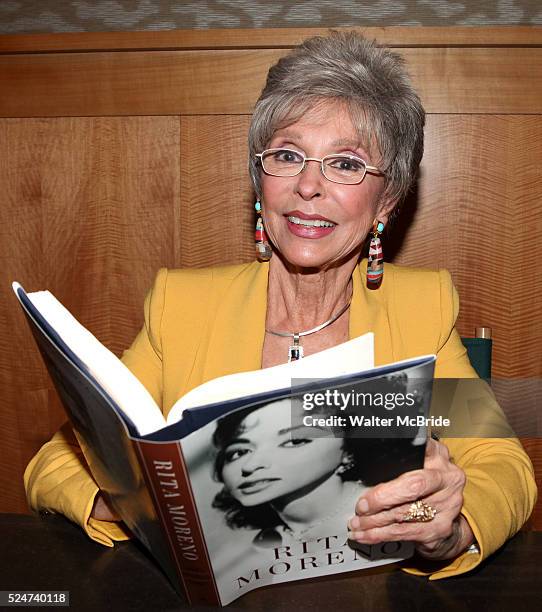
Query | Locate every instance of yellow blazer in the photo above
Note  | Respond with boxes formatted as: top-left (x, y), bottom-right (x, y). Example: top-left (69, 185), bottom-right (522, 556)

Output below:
top-left (24, 260), bottom-right (537, 581)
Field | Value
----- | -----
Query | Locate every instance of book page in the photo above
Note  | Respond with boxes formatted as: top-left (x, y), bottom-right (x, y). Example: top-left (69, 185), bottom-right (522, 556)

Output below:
top-left (23, 287), bottom-right (166, 435)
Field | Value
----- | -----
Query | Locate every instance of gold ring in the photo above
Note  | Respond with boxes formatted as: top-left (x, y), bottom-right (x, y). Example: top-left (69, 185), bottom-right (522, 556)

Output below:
top-left (402, 500), bottom-right (437, 522)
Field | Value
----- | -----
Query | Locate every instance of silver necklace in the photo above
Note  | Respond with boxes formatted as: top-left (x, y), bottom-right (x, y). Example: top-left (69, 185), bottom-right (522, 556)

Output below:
top-left (266, 298), bottom-right (352, 362)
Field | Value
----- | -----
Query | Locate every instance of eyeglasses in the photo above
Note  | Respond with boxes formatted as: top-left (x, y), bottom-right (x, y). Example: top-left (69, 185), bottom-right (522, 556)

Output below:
top-left (256, 148), bottom-right (383, 185)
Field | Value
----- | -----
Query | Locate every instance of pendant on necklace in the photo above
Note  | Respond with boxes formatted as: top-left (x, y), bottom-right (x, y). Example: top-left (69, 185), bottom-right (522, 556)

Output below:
top-left (288, 333), bottom-right (304, 362)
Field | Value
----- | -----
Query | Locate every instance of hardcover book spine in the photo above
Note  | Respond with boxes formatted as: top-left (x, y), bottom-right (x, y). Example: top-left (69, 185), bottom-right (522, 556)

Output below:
top-left (134, 439), bottom-right (220, 606)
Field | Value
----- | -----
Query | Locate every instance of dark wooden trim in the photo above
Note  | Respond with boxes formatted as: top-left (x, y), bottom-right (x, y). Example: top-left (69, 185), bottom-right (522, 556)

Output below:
top-left (0, 26), bottom-right (541, 55)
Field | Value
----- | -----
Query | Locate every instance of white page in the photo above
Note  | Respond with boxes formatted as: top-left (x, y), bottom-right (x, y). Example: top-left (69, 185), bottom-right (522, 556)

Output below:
top-left (20, 286), bottom-right (166, 436)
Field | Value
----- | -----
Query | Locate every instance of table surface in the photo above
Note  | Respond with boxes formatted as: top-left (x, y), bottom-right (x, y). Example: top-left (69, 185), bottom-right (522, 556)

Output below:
top-left (1, 513), bottom-right (541, 611)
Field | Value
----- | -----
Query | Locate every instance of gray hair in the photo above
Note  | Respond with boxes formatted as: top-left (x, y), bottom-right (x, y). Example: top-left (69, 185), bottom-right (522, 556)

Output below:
top-left (248, 31), bottom-right (425, 208)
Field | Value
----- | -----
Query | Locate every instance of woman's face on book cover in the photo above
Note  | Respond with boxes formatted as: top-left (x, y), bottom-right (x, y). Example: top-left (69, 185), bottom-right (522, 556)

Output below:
top-left (220, 400), bottom-right (344, 507)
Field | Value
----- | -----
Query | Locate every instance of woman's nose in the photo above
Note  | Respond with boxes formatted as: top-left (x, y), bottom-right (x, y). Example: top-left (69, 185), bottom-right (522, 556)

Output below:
top-left (294, 160), bottom-right (324, 200)
top-left (241, 451), bottom-right (271, 476)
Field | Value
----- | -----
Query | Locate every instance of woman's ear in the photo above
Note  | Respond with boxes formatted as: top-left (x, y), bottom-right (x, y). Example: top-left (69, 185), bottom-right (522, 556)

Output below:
top-left (375, 197), bottom-right (398, 227)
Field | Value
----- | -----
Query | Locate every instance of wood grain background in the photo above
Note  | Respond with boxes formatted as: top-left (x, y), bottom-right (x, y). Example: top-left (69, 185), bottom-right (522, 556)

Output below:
top-left (1, 26), bottom-right (541, 527)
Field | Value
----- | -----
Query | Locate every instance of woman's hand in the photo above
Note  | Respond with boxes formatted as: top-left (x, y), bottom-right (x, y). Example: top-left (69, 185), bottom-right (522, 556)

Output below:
top-left (348, 438), bottom-right (474, 560)
top-left (90, 492), bottom-right (122, 522)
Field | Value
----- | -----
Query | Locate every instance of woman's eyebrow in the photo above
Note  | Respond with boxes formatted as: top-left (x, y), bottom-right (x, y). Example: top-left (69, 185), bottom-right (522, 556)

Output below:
top-left (277, 424), bottom-right (325, 435)
top-left (225, 437), bottom-right (250, 446)
top-left (272, 129), bottom-right (302, 141)
top-left (332, 138), bottom-right (366, 151)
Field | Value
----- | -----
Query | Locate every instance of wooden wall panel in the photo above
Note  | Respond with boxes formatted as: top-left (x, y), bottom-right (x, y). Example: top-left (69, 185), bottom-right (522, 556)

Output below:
top-left (393, 115), bottom-right (542, 379)
top-left (0, 116), bottom-right (180, 512)
top-left (179, 116), bottom-right (254, 267)
top-left (1, 47), bottom-right (541, 118)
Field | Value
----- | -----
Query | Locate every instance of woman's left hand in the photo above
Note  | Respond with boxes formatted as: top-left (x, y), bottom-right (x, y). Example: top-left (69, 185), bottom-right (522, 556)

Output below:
top-left (348, 438), bottom-right (474, 560)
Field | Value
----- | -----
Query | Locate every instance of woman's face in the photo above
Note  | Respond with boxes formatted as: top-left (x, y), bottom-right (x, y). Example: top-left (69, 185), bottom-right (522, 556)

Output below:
top-left (220, 400), bottom-right (344, 507)
top-left (260, 100), bottom-right (393, 270)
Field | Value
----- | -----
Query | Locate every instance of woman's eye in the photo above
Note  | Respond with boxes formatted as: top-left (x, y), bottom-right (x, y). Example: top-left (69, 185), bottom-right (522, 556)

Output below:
top-left (280, 438), bottom-right (312, 448)
top-left (224, 447), bottom-right (250, 462)
top-left (329, 157), bottom-right (364, 172)
top-left (274, 150), bottom-right (302, 163)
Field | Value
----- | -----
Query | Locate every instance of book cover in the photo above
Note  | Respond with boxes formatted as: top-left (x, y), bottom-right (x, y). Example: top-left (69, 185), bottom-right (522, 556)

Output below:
top-left (13, 282), bottom-right (435, 606)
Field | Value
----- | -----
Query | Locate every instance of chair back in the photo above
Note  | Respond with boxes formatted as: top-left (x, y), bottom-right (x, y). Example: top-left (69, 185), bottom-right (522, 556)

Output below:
top-left (461, 337), bottom-right (492, 379)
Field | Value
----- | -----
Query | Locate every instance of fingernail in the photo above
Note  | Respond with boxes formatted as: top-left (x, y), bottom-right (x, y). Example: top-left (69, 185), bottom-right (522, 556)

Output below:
top-left (348, 516), bottom-right (361, 530)
top-left (357, 498), bottom-right (369, 514)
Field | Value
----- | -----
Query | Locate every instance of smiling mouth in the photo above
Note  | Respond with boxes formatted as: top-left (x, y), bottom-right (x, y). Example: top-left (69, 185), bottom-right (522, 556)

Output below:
top-left (287, 215), bottom-right (336, 228)
top-left (238, 478), bottom-right (280, 493)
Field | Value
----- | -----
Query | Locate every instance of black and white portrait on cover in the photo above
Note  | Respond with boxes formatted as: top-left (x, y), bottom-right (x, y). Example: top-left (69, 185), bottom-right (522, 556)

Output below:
top-left (179, 369), bottom-right (429, 600)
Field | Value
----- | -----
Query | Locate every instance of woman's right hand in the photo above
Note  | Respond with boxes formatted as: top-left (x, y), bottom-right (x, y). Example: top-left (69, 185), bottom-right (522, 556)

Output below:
top-left (90, 493), bottom-right (122, 521)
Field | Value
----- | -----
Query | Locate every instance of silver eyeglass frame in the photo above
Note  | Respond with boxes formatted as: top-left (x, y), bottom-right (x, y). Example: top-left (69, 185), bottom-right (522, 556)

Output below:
top-left (255, 148), bottom-right (384, 185)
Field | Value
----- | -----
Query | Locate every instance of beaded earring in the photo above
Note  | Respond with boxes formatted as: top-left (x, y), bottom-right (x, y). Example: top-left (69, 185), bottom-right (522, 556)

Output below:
top-left (254, 200), bottom-right (272, 261)
top-left (366, 220), bottom-right (385, 289)
top-left (336, 452), bottom-right (355, 475)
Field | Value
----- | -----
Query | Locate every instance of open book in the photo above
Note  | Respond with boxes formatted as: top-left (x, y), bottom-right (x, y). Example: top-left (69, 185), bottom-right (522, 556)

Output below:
top-left (14, 282), bottom-right (435, 606)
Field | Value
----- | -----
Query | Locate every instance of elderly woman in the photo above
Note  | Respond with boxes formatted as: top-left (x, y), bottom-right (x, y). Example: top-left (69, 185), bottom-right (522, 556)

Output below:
top-left (25, 32), bottom-right (536, 578)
